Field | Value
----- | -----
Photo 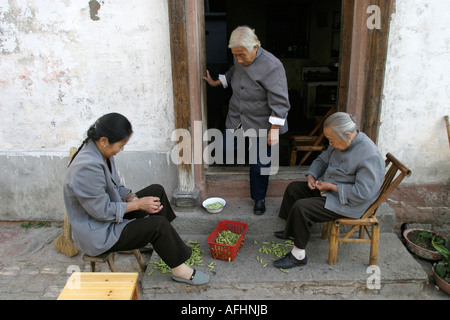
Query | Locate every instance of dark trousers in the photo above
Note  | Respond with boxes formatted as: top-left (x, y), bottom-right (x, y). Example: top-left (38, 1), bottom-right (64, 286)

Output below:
top-left (104, 184), bottom-right (192, 268)
top-left (279, 181), bottom-right (345, 249)
top-left (223, 129), bottom-right (271, 201)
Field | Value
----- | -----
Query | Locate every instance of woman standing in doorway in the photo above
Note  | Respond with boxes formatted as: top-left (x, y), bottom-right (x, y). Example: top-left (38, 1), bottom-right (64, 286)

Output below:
top-left (203, 26), bottom-right (291, 215)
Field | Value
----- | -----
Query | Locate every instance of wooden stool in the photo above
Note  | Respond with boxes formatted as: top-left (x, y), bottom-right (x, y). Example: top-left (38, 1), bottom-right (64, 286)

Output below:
top-left (58, 272), bottom-right (139, 300)
top-left (83, 249), bottom-right (147, 272)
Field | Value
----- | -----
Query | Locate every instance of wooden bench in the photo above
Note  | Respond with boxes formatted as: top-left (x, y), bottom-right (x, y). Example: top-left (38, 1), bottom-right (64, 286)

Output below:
top-left (82, 249), bottom-right (148, 273)
top-left (58, 272), bottom-right (139, 300)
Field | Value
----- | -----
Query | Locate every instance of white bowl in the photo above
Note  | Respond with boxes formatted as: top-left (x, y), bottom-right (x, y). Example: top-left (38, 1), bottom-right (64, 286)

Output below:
top-left (202, 197), bottom-right (226, 214)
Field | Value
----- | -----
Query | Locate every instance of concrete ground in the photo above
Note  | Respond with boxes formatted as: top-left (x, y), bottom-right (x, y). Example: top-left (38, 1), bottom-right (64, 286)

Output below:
top-left (0, 198), bottom-right (448, 301)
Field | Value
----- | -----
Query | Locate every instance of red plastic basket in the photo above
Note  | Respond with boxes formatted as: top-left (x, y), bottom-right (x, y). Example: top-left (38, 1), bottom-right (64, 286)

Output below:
top-left (207, 220), bottom-right (248, 261)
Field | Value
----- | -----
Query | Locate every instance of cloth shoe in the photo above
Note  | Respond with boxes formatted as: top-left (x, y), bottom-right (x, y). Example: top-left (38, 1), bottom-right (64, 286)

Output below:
top-left (273, 252), bottom-right (307, 269)
top-left (171, 269), bottom-right (210, 285)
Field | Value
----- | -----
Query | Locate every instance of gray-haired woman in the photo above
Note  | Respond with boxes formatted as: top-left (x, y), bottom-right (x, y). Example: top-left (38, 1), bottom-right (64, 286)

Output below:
top-left (203, 26), bottom-right (291, 215)
top-left (273, 112), bottom-right (385, 269)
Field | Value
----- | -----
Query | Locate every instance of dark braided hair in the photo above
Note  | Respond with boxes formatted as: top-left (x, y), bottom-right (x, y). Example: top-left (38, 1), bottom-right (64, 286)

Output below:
top-left (69, 113), bottom-right (133, 166)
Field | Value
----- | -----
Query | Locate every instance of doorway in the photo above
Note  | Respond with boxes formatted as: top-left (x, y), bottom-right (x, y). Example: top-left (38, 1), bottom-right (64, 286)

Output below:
top-left (204, 0), bottom-right (342, 166)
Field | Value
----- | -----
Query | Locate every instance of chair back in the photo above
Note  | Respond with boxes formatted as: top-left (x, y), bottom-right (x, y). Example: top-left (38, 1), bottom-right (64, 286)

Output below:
top-left (308, 106), bottom-right (336, 137)
top-left (361, 153), bottom-right (412, 219)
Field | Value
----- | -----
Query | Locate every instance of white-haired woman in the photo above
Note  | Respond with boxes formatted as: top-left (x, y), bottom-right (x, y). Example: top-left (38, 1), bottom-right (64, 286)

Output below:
top-left (202, 26), bottom-right (291, 215)
top-left (273, 112), bottom-right (385, 269)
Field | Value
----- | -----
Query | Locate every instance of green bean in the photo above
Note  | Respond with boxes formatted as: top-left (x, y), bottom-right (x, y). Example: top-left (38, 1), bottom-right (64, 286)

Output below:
top-left (256, 239), bottom-right (294, 273)
top-left (205, 201), bottom-right (224, 209)
top-left (215, 230), bottom-right (240, 246)
top-left (148, 239), bottom-right (206, 275)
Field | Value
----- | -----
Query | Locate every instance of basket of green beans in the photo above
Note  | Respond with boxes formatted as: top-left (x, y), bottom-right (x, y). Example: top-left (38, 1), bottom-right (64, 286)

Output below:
top-left (207, 220), bottom-right (248, 262)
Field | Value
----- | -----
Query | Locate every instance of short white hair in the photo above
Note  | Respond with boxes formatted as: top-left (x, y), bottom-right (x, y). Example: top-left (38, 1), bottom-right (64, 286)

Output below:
top-left (324, 112), bottom-right (357, 140)
top-left (228, 26), bottom-right (261, 51)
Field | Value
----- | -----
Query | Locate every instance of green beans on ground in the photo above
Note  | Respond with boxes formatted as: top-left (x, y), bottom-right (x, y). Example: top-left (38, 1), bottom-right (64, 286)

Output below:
top-left (148, 240), bottom-right (205, 275)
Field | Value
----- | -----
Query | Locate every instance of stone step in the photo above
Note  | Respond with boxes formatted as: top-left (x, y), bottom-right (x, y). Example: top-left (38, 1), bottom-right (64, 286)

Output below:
top-left (205, 165), bottom-right (308, 198)
top-left (139, 199), bottom-right (426, 300)
top-left (141, 233), bottom-right (428, 300)
top-left (172, 198), bottom-right (396, 236)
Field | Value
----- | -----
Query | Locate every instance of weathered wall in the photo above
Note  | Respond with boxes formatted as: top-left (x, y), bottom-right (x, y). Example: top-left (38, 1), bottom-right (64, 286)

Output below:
top-left (378, 0), bottom-right (450, 185)
top-left (0, 0), bottom-right (177, 220)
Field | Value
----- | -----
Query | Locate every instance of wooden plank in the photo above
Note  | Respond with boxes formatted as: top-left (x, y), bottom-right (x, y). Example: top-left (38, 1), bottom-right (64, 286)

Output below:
top-left (57, 273), bottom-right (139, 300)
top-left (337, 0), bottom-right (355, 112)
top-left (168, 0), bottom-right (192, 176)
top-left (362, 0), bottom-right (395, 142)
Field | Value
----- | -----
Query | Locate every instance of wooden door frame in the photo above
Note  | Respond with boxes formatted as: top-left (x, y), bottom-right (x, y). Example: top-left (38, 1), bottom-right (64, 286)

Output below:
top-left (338, 0), bottom-right (395, 141)
top-left (168, 0), bottom-right (395, 203)
top-left (168, 0), bottom-right (206, 204)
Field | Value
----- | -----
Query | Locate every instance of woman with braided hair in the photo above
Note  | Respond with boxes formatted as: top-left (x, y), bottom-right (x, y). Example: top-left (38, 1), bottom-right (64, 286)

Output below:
top-left (64, 113), bottom-right (209, 285)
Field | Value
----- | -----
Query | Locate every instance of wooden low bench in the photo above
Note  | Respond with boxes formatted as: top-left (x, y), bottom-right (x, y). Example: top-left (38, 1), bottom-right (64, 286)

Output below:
top-left (82, 249), bottom-right (148, 273)
top-left (58, 272), bottom-right (139, 300)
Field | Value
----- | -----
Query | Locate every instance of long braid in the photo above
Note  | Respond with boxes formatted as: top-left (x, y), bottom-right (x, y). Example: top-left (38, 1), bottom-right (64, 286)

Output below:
top-left (68, 123), bottom-right (98, 167)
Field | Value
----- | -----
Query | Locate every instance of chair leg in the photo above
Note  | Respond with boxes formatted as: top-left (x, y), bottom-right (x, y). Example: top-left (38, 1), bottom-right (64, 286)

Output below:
top-left (290, 149), bottom-right (297, 166)
top-left (322, 222), bottom-right (329, 240)
top-left (132, 249), bottom-right (147, 272)
top-left (107, 252), bottom-right (117, 272)
top-left (369, 223), bottom-right (380, 266)
top-left (328, 221), bottom-right (340, 265)
top-left (89, 261), bottom-right (96, 272)
top-left (359, 226), bottom-right (366, 239)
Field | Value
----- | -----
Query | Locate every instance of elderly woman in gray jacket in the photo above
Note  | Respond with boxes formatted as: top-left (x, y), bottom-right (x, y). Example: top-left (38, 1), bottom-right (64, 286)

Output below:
top-left (203, 26), bottom-right (290, 215)
top-left (64, 113), bottom-right (209, 285)
top-left (273, 112), bottom-right (385, 269)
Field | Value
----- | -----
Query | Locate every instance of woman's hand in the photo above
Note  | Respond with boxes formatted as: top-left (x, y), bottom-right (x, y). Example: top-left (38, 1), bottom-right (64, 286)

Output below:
top-left (307, 175), bottom-right (317, 190)
top-left (268, 125), bottom-right (279, 146)
top-left (126, 197), bottom-right (162, 214)
top-left (138, 197), bottom-right (163, 214)
top-left (315, 181), bottom-right (338, 193)
top-left (202, 70), bottom-right (222, 87)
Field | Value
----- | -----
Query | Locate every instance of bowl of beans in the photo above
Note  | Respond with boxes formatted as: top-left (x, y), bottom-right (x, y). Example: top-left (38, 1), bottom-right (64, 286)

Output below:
top-left (202, 197), bottom-right (226, 214)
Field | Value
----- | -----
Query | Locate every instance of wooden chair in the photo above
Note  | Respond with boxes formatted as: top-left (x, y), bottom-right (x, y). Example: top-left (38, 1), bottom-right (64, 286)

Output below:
top-left (289, 106), bottom-right (336, 166)
top-left (83, 249), bottom-right (149, 273)
top-left (322, 153), bottom-right (412, 266)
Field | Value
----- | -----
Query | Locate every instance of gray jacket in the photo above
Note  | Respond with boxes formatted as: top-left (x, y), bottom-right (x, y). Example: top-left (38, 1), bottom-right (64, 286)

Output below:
top-left (306, 132), bottom-right (385, 219)
top-left (63, 141), bottom-right (132, 256)
top-left (221, 47), bottom-right (290, 135)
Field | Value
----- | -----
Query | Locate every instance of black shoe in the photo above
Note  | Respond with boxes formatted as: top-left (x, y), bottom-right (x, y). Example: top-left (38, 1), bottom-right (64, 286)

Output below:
top-left (273, 231), bottom-right (293, 240)
top-left (253, 199), bottom-right (266, 215)
top-left (273, 252), bottom-right (307, 269)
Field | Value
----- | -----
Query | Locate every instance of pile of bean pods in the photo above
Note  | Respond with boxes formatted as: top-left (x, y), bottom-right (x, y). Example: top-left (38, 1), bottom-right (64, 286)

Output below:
top-left (147, 240), bottom-right (205, 276)
top-left (215, 230), bottom-right (241, 246)
top-left (254, 239), bottom-right (294, 273)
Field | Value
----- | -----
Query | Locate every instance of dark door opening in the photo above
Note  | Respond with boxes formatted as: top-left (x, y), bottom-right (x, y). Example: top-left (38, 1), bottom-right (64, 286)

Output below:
top-left (204, 0), bottom-right (342, 166)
